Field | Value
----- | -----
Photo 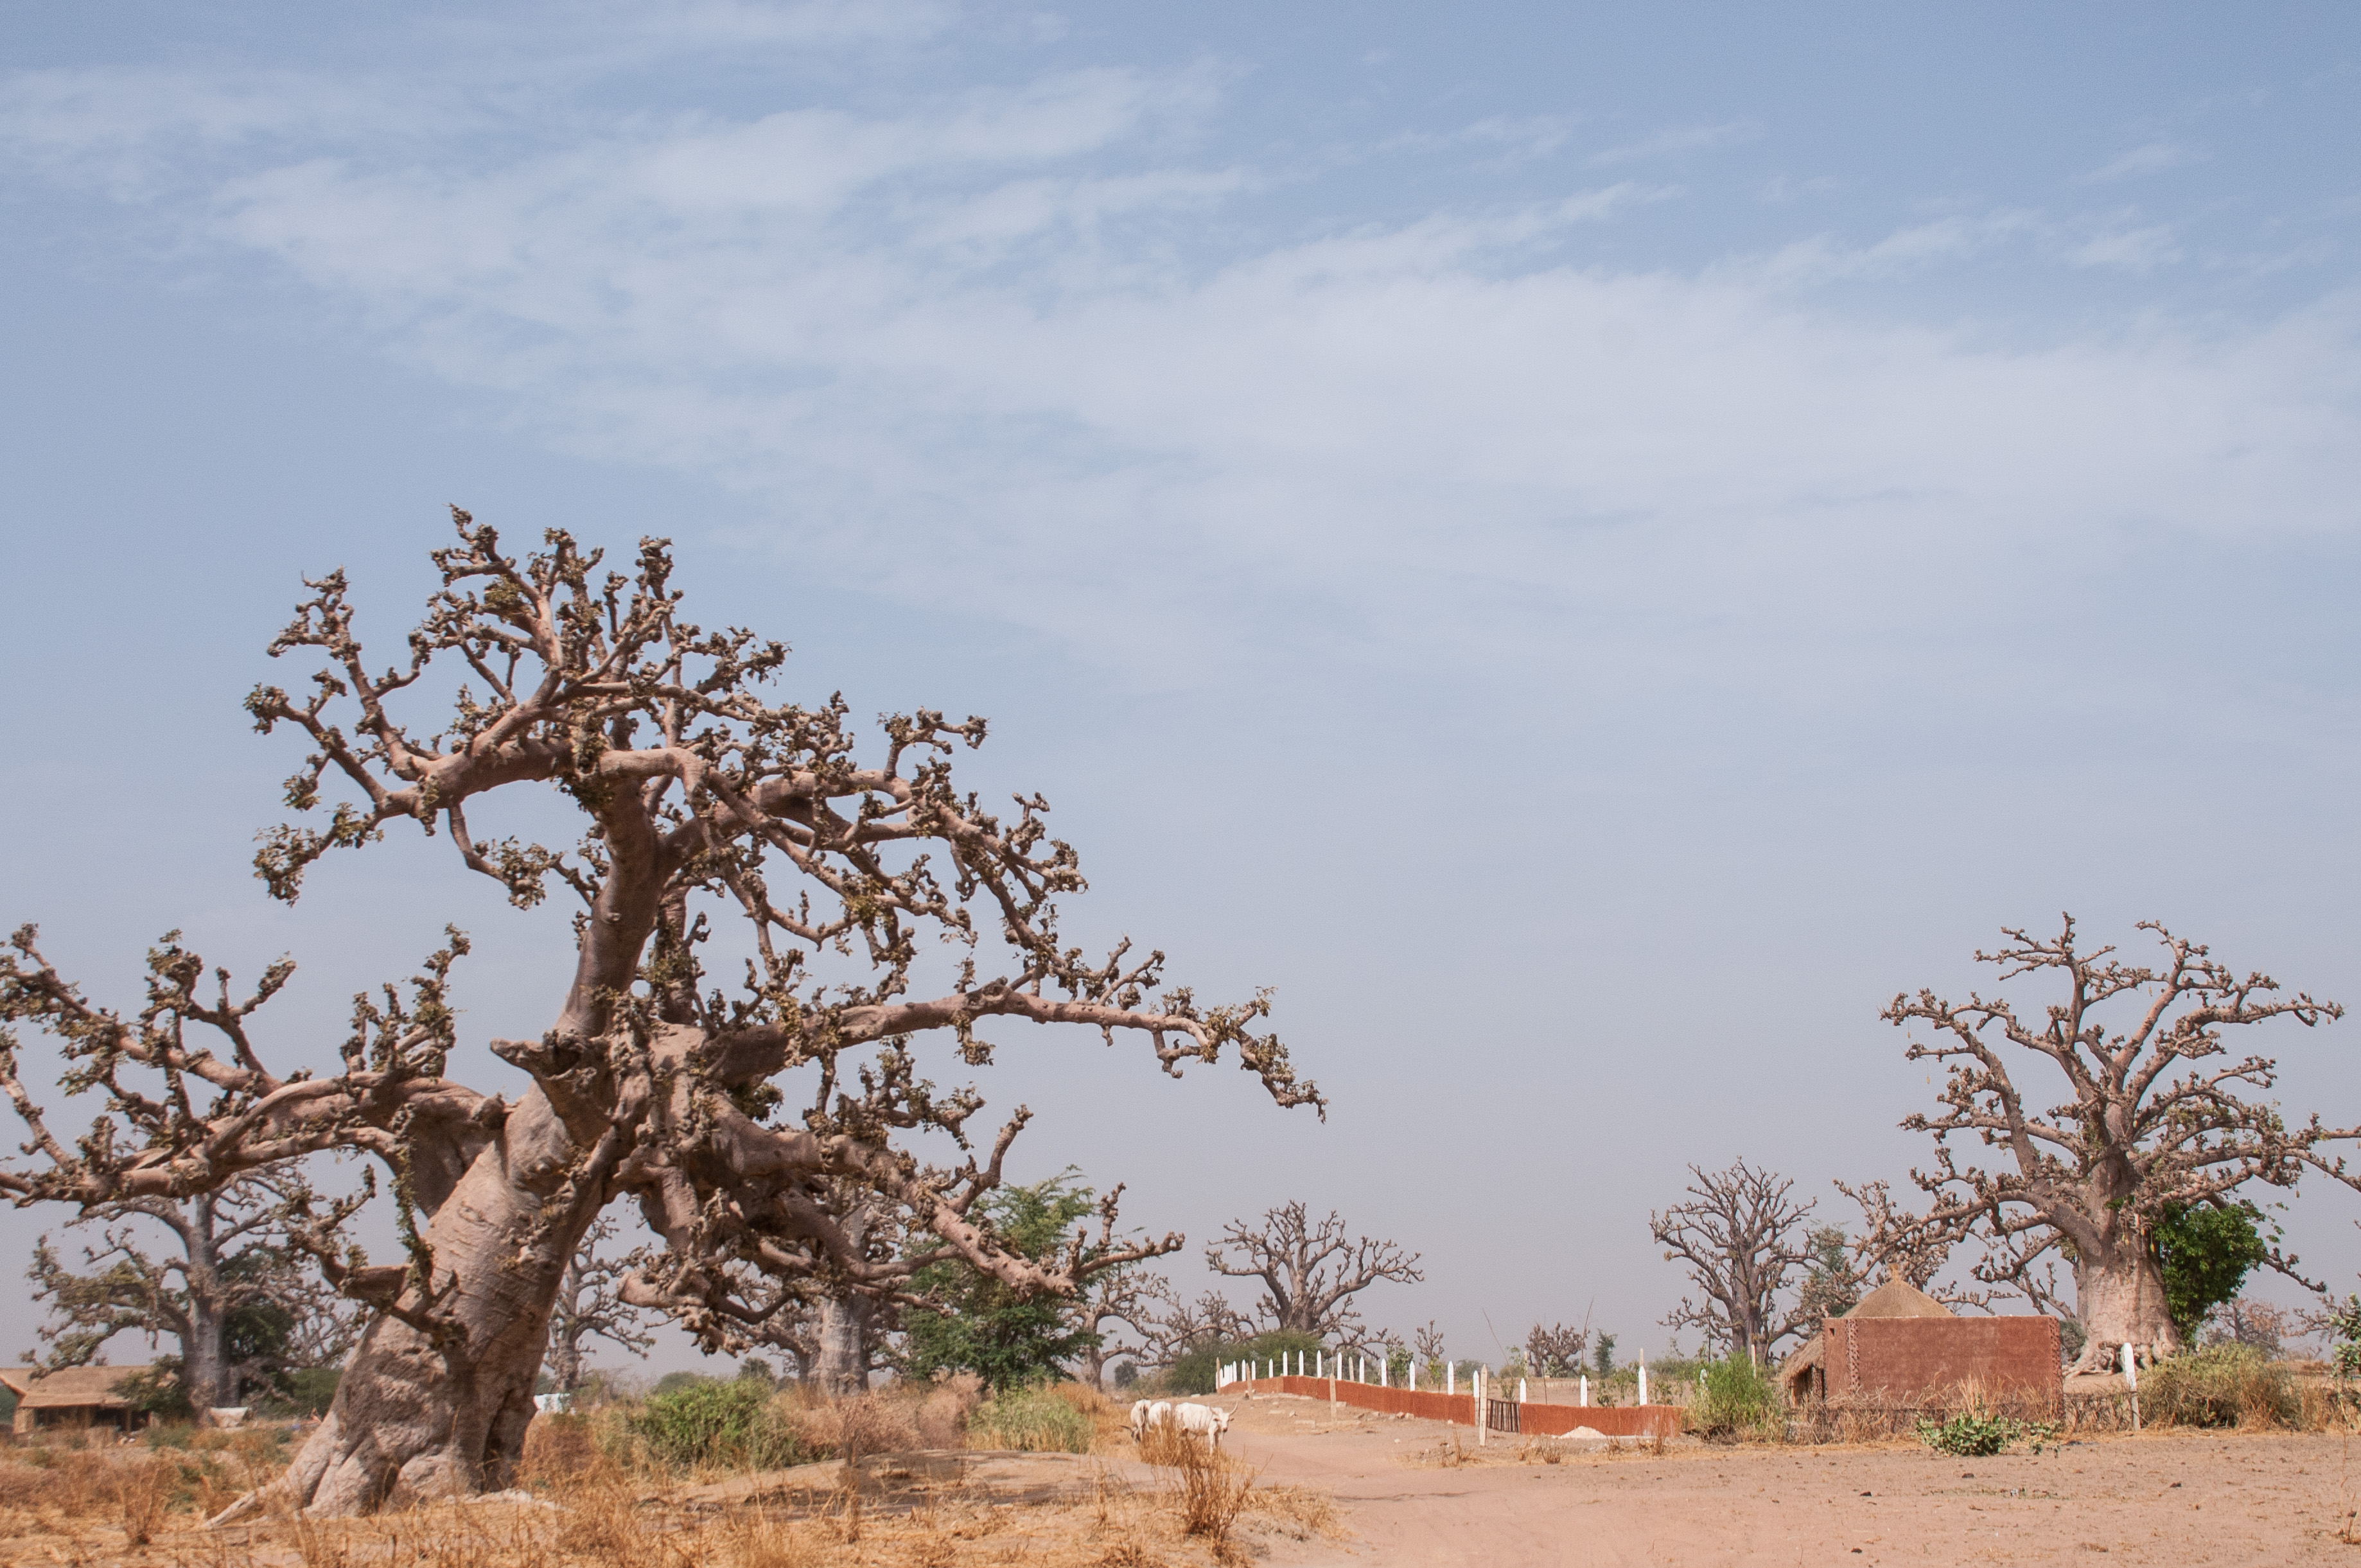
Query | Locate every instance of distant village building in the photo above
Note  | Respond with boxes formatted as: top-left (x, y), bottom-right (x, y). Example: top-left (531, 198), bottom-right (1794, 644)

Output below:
top-left (1779, 1279), bottom-right (2061, 1407)
top-left (0, 1366), bottom-right (150, 1436)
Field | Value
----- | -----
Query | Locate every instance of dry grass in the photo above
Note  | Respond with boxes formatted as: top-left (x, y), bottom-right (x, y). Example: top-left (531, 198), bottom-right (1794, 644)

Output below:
top-left (0, 1399), bottom-right (1322, 1568)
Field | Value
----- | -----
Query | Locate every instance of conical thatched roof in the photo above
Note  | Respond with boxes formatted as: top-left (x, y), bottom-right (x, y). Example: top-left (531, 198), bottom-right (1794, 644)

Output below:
top-left (1843, 1278), bottom-right (1954, 1320)
top-left (1779, 1279), bottom-right (1954, 1388)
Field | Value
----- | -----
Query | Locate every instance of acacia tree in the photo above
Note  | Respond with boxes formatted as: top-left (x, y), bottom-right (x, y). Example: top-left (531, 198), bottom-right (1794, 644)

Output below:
top-left (542, 1214), bottom-right (655, 1394)
top-left (26, 1168), bottom-right (364, 1409)
top-left (1206, 1202), bottom-right (1422, 1339)
top-left (0, 518), bottom-right (1318, 1516)
top-left (1873, 916), bottom-right (2353, 1371)
top-left (1650, 1160), bottom-right (1818, 1363)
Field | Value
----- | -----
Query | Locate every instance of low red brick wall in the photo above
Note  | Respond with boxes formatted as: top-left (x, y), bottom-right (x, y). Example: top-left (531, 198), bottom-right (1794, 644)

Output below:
top-left (1822, 1317), bottom-right (2061, 1406)
top-left (1226, 1376), bottom-right (1681, 1438)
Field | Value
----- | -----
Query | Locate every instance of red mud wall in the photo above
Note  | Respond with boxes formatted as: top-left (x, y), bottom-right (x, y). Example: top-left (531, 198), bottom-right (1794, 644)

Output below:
top-left (1228, 1376), bottom-right (1681, 1438)
top-left (1823, 1318), bottom-right (2062, 1404)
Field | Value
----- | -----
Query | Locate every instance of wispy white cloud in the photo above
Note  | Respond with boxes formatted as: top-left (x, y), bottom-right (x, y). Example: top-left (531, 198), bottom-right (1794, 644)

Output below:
top-left (2067, 221), bottom-right (2182, 272)
top-left (2083, 138), bottom-right (2202, 182)
top-left (2, 39), bottom-right (2353, 692)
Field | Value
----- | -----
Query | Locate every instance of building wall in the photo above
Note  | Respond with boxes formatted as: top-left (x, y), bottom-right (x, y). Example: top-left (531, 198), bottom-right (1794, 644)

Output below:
top-left (1821, 1318), bottom-right (2061, 1405)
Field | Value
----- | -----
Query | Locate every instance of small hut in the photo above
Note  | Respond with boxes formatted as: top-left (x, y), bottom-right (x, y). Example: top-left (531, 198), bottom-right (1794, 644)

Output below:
top-left (1780, 1280), bottom-right (2060, 1406)
top-left (0, 1366), bottom-right (150, 1436)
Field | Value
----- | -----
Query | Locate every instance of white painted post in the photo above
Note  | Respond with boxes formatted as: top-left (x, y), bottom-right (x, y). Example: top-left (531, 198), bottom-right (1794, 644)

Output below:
top-left (1638, 1351), bottom-right (1649, 1407)
top-left (1447, 1363), bottom-right (1455, 1397)
top-left (1579, 1373), bottom-right (1589, 1407)
top-left (2122, 1342), bottom-right (2141, 1433)
top-left (1477, 1367), bottom-right (1486, 1445)
top-left (1520, 1377), bottom-right (1527, 1404)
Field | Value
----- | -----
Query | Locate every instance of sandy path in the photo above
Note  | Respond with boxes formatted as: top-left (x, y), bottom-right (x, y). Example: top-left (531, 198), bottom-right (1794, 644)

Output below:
top-left (1208, 1389), bottom-right (2358, 1566)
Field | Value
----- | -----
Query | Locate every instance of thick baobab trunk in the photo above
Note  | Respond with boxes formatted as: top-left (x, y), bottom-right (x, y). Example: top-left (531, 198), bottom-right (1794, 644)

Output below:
top-left (811, 1291), bottom-right (874, 1395)
top-left (184, 1294), bottom-right (231, 1414)
top-left (215, 1091), bottom-right (593, 1520)
top-left (2071, 1242), bottom-right (2182, 1373)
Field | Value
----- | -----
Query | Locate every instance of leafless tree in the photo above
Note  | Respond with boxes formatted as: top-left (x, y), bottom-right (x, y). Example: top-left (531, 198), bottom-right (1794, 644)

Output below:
top-left (1412, 1320), bottom-right (1446, 1375)
top-left (26, 1167), bottom-right (365, 1409)
top-left (0, 518), bottom-right (1320, 1517)
top-left (1650, 1160), bottom-right (1819, 1362)
top-left (1524, 1320), bottom-right (1589, 1377)
top-left (1874, 916), bottom-right (2353, 1371)
top-left (1137, 1285), bottom-right (1250, 1366)
top-left (1206, 1203), bottom-right (1421, 1339)
top-left (1071, 1267), bottom-right (1168, 1386)
top-left (1827, 1178), bottom-right (1992, 1310)
top-left (543, 1214), bottom-right (655, 1393)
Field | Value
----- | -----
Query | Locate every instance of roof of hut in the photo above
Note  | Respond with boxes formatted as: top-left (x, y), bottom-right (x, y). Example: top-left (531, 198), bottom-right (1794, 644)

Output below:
top-left (12, 1366), bottom-right (144, 1411)
top-left (1779, 1278), bottom-right (1957, 1384)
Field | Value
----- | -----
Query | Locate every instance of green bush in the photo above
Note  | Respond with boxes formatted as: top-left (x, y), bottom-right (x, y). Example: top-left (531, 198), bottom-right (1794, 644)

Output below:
top-left (1692, 1355), bottom-right (1780, 1437)
top-left (1915, 1409), bottom-right (2056, 1457)
top-left (966, 1389), bottom-right (1091, 1453)
top-left (2143, 1344), bottom-right (2297, 1429)
top-left (626, 1379), bottom-right (810, 1471)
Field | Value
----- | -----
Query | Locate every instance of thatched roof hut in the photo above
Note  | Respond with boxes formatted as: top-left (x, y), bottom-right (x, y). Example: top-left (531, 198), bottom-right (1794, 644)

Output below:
top-left (0, 1366), bottom-right (149, 1435)
top-left (1780, 1279), bottom-right (1954, 1401)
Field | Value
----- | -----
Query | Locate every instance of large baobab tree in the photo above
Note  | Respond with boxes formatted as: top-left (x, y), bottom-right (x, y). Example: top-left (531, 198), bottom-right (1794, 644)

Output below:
top-left (1873, 916), bottom-right (2353, 1371)
top-left (1650, 1160), bottom-right (1818, 1363)
top-left (542, 1215), bottom-right (655, 1394)
top-left (0, 517), bottom-right (1319, 1516)
top-left (1206, 1202), bottom-right (1421, 1338)
top-left (26, 1168), bottom-right (364, 1410)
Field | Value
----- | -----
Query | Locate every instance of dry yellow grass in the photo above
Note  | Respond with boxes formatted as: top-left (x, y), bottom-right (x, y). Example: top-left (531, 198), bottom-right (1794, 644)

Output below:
top-left (0, 1404), bottom-right (1330, 1568)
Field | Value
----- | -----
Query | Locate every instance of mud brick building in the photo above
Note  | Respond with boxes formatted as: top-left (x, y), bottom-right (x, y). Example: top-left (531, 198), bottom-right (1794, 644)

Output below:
top-left (1780, 1279), bottom-right (2062, 1407)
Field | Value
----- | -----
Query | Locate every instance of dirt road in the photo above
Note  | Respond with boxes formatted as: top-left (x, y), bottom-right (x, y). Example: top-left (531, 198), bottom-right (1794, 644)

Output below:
top-left (1212, 1389), bottom-right (2357, 1566)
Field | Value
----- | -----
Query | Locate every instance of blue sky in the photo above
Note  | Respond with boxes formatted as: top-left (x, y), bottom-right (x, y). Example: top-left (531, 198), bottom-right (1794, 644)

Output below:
top-left (4, 3), bottom-right (2360, 1373)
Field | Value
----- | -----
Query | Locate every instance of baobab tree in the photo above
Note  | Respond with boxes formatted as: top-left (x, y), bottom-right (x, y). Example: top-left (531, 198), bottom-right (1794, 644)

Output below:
top-left (0, 517), bottom-right (1319, 1516)
top-left (26, 1167), bottom-right (364, 1409)
top-left (1206, 1202), bottom-right (1422, 1339)
top-left (542, 1215), bottom-right (654, 1395)
top-left (1650, 1160), bottom-right (1819, 1363)
top-left (1872, 916), bottom-right (2353, 1371)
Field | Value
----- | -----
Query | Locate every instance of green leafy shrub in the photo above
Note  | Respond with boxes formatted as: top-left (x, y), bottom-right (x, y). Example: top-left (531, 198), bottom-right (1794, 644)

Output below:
top-left (966, 1388), bottom-right (1093, 1452)
top-left (1915, 1409), bottom-right (2056, 1456)
top-left (1692, 1355), bottom-right (1780, 1438)
top-left (625, 1379), bottom-right (811, 1471)
top-left (2143, 1344), bottom-right (2297, 1429)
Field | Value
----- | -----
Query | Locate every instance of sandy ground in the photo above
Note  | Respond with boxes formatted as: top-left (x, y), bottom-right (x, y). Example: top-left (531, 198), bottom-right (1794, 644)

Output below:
top-left (1204, 1389), bottom-right (2360, 1567)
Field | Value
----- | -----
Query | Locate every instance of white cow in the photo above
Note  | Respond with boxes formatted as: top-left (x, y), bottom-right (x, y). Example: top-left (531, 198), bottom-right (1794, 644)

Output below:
top-left (1131, 1400), bottom-right (1173, 1442)
top-left (1170, 1402), bottom-right (1233, 1446)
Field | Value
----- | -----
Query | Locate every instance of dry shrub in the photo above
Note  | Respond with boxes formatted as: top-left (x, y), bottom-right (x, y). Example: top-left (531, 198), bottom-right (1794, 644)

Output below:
top-left (518, 1413), bottom-right (606, 1492)
top-left (715, 1506), bottom-right (816, 1568)
top-left (1242, 1483), bottom-right (1338, 1540)
top-left (0, 1457), bottom-right (51, 1513)
top-left (1133, 1423), bottom-right (1204, 1469)
top-left (916, 1373), bottom-right (982, 1448)
top-left (115, 1452), bottom-right (170, 1546)
top-left (1166, 1438), bottom-right (1254, 1545)
top-left (556, 1473), bottom-right (663, 1564)
top-left (793, 1389), bottom-right (919, 1463)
